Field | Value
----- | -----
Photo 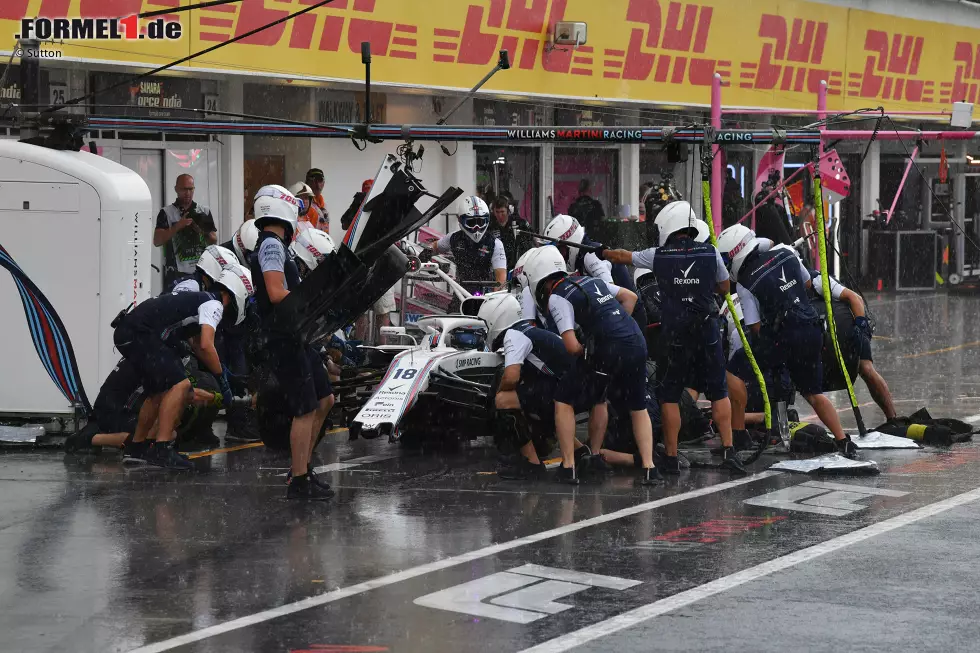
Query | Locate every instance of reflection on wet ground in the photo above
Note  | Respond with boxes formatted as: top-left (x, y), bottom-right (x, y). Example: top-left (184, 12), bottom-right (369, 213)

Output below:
top-left (3, 291), bottom-right (980, 653)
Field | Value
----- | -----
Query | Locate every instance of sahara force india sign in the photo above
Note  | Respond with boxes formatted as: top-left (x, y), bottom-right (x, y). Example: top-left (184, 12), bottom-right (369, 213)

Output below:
top-left (4, 0), bottom-right (980, 112)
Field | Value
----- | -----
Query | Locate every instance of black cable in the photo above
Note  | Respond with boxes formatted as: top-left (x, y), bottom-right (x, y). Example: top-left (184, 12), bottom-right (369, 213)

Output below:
top-left (859, 108), bottom-right (885, 166)
top-left (141, 0), bottom-right (242, 18)
top-left (42, 0), bottom-right (337, 115)
top-left (5, 102), bottom-right (352, 134)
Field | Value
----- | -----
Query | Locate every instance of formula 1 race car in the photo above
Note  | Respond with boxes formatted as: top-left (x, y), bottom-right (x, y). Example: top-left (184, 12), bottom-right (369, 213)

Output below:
top-left (350, 263), bottom-right (502, 449)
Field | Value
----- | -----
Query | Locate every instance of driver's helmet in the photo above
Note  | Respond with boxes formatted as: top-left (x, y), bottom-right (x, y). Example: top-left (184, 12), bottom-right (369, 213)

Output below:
top-left (448, 325), bottom-right (488, 351)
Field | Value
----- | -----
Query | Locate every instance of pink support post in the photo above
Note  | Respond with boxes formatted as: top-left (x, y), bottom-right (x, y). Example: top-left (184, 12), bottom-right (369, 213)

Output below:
top-left (886, 145), bottom-right (918, 225)
top-left (822, 130), bottom-right (978, 140)
top-left (711, 73), bottom-right (723, 234)
top-left (816, 80), bottom-right (827, 272)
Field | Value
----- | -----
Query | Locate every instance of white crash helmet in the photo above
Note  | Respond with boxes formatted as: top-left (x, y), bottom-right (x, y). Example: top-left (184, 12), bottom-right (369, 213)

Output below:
top-left (477, 291), bottom-right (523, 348)
top-left (543, 214), bottom-right (586, 269)
top-left (523, 246), bottom-right (569, 311)
top-left (717, 224), bottom-right (763, 278)
top-left (634, 267), bottom-right (656, 287)
top-left (232, 219), bottom-right (260, 264)
top-left (654, 201), bottom-right (710, 246)
top-left (214, 264), bottom-right (253, 326)
top-left (253, 184), bottom-right (300, 243)
top-left (512, 248), bottom-right (535, 291)
top-left (196, 244), bottom-right (238, 283)
top-left (290, 228), bottom-right (335, 273)
top-left (458, 195), bottom-right (491, 243)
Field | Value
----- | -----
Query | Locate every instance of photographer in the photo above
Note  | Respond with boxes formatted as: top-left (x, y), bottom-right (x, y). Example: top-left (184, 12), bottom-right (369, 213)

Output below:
top-left (154, 174), bottom-right (218, 289)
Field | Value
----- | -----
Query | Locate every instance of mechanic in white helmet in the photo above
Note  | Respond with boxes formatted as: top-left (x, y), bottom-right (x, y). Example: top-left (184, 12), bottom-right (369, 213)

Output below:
top-left (479, 292), bottom-right (592, 480)
top-left (717, 223), bottom-right (856, 455)
top-left (249, 185), bottom-right (335, 500)
top-left (543, 214), bottom-right (650, 333)
top-left (227, 219), bottom-right (260, 266)
top-left (522, 246), bottom-right (659, 485)
top-left (604, 201), bottom-right (746, 475)
top-left (421, 196), bottom-right (507, 308)
top-left (169, 244), bottom-right (239, 294)
top-left (111, 266), bottom-right (250, 469)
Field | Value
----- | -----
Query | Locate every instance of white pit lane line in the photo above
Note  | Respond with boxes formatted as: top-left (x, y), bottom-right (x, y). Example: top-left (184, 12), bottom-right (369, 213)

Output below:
top-left (126, 471), bottom-right (781, 653)
top-left (519, 485), bottom-right (980, 653)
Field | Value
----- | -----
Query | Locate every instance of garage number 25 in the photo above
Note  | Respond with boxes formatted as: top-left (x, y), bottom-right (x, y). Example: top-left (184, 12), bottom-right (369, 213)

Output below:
top-left (393, 368), bottom-right (418, 380)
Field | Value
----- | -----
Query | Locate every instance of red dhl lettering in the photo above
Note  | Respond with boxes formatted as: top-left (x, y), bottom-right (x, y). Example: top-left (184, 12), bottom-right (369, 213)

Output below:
top-left (612, 1), bottom-right (717, 84)
top-left (946, 41), bottom-right (980, 103)
top-left (741, 14), bottom-right (839, 96)
top-left (848, 30), bottom-right (931, 102)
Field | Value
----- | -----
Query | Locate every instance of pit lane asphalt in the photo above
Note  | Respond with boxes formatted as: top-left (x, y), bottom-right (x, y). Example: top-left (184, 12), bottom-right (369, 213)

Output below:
top-left (3, 290), bottom-right (980, 653)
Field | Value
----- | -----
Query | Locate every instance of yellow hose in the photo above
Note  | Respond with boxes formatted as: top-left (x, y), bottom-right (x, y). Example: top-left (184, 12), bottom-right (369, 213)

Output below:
top-left (701, 179), bottom-right (772, 432)
top-left (812, 176), bottom-right (866, 435)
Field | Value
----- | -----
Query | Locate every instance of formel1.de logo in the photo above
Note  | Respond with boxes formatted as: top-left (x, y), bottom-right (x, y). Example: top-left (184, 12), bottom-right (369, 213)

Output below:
top-left (16, 16), bottom-right (182, 41)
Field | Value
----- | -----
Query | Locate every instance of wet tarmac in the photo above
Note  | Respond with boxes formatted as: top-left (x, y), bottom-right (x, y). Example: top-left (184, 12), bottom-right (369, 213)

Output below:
top-left (4, 291), bottom-right (980, 653)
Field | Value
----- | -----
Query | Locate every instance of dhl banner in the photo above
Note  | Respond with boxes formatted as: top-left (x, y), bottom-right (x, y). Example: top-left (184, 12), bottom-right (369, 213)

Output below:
top-left (3, 0), bottom-right (980, 112)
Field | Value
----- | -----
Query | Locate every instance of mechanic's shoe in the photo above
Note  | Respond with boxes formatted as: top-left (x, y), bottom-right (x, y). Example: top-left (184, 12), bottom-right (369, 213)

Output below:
top-left (732, 429), bottom-right (756, 451)
top-left (836, 435), bottom-right (858, 458)
top-left (555, 464), bottom-right (579, 485)
top-left (122, 439), bottom-right (150, 464)
top-left (640, 466), bottom-right (662, 486)
top-left (287, 474), bottom-right (335, 500)
top-left (308, 465), bottom-right (331, 491)
top-left (225, 430), bottom-right (261, 443)
top-left (179, 431), bottom-right (220, 452)
top-left (721, 447), bottom-right (748, 475)
top-left (499, 457), bottom-right (547, 480)
top-left (145, 441), bottom-right (193, 470)
top-left (65, 421), bottom-right (100, 453)
top-left (661, 455), bottom-right (681, 475)
top-left (581, 453), bottom-right (612, 476)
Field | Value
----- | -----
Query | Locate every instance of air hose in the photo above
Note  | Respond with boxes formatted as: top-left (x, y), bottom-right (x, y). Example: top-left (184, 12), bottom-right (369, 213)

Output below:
top-left (812, 149), bottom-right (867, 436)
top-left (700, 142), bottom-right (772, 464)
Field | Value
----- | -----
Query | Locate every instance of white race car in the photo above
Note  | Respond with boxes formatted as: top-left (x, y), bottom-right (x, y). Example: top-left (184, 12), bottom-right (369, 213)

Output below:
top-left (351, 264), bottom-right (504, 448)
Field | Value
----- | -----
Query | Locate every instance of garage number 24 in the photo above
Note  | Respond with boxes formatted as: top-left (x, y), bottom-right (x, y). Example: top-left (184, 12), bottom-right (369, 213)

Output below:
top-left (393, 368), bottom-right (418, 380)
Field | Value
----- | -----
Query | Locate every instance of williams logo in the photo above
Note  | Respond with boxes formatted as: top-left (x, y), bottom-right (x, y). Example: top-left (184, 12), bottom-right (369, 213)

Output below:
top-left (17, 16), bottom-right (182, 41)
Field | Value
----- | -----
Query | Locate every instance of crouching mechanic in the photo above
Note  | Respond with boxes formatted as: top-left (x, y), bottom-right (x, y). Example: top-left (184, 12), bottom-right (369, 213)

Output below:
top-left (420, 196), bottom-right (506, 307)
top-left (604, 201), bottom-right (745, 474)
top-left (717, 224), bottom-right (856, 455)
top-left (479, 293), bottom-right (586, 480)
top-left (112, 267), bottom-right (250, 469)
top-left (250, 185), bottom-right (334, 500)
top-left (65, 357), bottom-right (218, 453)
top-left (523, 246), bottom-right (659, 485)
top-left (809, 269), bottom-right (896, 420)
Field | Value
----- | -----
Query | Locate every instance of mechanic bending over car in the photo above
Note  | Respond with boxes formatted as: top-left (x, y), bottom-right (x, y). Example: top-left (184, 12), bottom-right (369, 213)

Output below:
top-left (420, 195), bottom-right (507, 306)
top-left (111, 264), bottom-right (251, 469)
top-left (249, 185), bottom-right (335, 501)
top-left (479, 293), bottom-right (594, 480)
top-left (717, 224), bottom-right (857, 456)
top-left (604, 201), bottom-right (746, 475)
top-left (522, 246), bottom-right (660, 486)
top-left (807, 269), bottom-right (896, 421)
